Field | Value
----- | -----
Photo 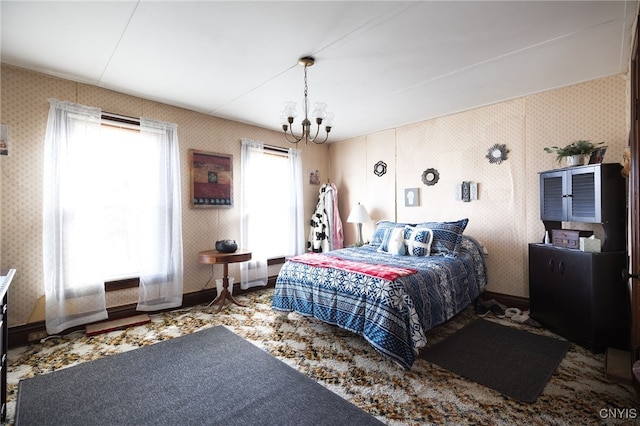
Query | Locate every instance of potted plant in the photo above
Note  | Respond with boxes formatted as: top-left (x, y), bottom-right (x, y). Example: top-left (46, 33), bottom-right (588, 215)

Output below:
top-left (544, 140), bottom-right (605, 166)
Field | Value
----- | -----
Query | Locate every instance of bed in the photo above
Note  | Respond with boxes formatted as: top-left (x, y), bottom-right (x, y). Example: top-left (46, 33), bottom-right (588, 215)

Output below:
top-left (271, 219), bottom-right (488, 369)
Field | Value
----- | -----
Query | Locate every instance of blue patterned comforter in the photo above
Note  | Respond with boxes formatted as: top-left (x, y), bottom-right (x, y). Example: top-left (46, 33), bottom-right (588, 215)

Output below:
top-left (272, 235), bottom-right (487, 369)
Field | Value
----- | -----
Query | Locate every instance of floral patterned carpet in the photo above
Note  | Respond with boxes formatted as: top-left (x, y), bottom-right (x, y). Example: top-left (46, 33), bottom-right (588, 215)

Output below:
top-left (6, 288), bottom-right (639, 425)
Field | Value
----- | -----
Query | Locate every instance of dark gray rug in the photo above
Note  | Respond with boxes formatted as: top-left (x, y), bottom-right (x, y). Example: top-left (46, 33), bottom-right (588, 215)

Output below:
top-left (15, 326), bottom-right (383, 425)
top-left (420, 319), bottom-right (570, 403)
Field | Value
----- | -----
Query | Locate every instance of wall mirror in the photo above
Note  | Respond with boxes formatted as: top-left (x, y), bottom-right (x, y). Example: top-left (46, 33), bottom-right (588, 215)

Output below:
top-left (422, 168), bottom-right (439, 186)
top-left (486, 143), bottom-right (509, 164)
top-left (374, 161), bottom-right (387, 177)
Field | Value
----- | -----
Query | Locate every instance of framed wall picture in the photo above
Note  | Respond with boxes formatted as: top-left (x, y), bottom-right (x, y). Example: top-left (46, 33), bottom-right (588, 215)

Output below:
top-left (588, 147), bottom-right (607, 164)
top-left (0, 124), bottom-right (8, 156)
top-left (189, 149), bottom-right (233, 208)
top-left (404, 188), bottom-right (420, 207)
top-left (309, 168), bottom-right (320, 185)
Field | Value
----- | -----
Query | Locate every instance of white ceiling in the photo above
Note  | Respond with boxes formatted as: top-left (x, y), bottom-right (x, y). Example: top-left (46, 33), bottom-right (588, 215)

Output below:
top-left (1, 1), bottom-right (638, 142)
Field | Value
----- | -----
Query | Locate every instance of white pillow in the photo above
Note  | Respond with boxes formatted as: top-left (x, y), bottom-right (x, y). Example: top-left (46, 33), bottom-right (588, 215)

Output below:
top-left (404, 226), bottom-right (434, 256)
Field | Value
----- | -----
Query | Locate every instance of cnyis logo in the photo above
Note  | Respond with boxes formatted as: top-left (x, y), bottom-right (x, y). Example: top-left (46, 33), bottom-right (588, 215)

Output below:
top-left (599, 408), bottom-right (638, 419)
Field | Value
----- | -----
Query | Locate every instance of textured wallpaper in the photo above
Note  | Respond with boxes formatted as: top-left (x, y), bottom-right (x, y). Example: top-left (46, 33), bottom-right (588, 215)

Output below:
top-left (0, 65), bottom-right (629, 326)
top-left (330, 74), bottom-right (629, 298)
top-left (0, 65), bottom-right (329, 327)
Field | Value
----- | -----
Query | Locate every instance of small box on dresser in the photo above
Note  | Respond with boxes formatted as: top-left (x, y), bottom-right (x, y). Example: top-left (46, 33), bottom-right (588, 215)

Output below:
top-left (551, 229), bottom-right (593, 249)
top-left (580, 237), bottom-right (602, 253)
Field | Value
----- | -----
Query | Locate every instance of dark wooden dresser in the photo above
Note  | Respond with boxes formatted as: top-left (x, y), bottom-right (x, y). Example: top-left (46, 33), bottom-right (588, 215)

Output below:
top-left (529, 244), bottom-right (628, 352)
top-left (530, 163), bottom-right (628, 353)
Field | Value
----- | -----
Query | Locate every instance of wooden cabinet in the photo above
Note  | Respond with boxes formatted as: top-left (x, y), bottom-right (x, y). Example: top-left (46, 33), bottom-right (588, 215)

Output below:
top-left (529, 244), bottom-right (628, 352)
top-left (532, 163), bottom-right (628, 353)
top-left (539, 163), bottom-right (625, 251)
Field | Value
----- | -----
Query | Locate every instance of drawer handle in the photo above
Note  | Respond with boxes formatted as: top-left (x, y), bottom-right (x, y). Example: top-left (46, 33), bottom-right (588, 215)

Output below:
top-left (548, 259), bottom-right (554, 272)
top-left (559, 260), bottom-right (565, 274)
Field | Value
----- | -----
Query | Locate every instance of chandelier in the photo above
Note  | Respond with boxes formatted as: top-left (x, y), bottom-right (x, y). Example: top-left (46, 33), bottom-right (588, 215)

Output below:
top-left (279, 56), bottom-right (334, 144)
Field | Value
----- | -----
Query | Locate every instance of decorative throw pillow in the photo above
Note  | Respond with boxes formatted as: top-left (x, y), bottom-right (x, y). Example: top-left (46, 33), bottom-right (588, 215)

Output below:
top-left (417, 218), bottom-right (469, 257)
top-left (369, 221), bottom-right (413, 246)
top-left (370, 221), bottom-right (397, 246)
top-left (403, 226), bottom-right (434, 256)
top-left (377, 227), bottom-right (407, 255)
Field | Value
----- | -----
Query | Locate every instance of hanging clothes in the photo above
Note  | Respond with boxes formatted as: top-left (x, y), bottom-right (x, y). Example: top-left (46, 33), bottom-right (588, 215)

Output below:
top-left (327, 183), bottom-right (344, 250)
top-left (308, 183), bottom-right (343, 252)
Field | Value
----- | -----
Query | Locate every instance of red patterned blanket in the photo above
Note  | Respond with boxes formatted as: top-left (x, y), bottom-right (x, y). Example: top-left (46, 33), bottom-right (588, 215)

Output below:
top-left (288, 253), bottom-right (417, 281)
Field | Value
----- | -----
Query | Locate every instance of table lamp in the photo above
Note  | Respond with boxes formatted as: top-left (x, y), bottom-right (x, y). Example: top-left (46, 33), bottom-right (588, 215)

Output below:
top-left (347, 203), bottom-right (371, 246)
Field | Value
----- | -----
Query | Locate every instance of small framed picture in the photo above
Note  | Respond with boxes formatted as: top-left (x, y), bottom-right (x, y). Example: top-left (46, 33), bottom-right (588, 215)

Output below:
top-left (189, 149), bottom-right (233, 208)
top-left (308, 168), bottom-right (320, 185)
top-left (404, 188), bottom-right (419, 207)
top-left (589, 147), bottom-right (607, 164)
top-left (0, 124), bottom-right (8, 156)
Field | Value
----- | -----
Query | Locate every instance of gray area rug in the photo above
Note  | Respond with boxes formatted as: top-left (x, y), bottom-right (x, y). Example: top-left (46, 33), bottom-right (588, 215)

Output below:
top-left (420, 319), bottom-right (570, 403)
top-left (15, 325), bottom-right (383, 425)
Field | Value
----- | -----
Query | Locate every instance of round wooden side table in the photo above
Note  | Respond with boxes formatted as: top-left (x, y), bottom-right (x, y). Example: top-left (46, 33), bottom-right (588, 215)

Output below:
top-left (198, 249), bottom-right (252, 313)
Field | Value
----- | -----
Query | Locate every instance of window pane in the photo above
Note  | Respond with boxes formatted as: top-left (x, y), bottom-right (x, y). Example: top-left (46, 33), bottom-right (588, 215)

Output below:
top-left (65, 124), bottom-right (166, 282)
top-left (246, 152), bottom-right (295, 258)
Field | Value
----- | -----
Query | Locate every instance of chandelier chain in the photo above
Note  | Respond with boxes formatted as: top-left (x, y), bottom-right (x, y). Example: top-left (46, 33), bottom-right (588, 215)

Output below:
top-left (303, 65), bottom-right (309, 118)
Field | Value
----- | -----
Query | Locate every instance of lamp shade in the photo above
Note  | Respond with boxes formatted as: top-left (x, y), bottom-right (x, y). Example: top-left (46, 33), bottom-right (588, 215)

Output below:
top-left (347, 203), bottom-right (371, 224)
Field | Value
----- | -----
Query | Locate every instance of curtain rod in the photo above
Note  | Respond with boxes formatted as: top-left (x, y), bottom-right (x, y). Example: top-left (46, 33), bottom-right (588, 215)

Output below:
top-left (101, 112), bottom-right (140, 126)
top-left (263, 144), bottom-right (289, 153)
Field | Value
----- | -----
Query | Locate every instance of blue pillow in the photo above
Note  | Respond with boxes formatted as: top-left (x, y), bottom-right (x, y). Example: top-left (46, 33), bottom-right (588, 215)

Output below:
top-left (377, 227), bottom-right (407, 255)
top-left (403, 226), bottom-right (434, 256)
top-left (416, 218), bottom-right (469, 257)
top-left (369, 221), bottom-right (413, 246)
top-left (369, 221), bottom-right (395, 246)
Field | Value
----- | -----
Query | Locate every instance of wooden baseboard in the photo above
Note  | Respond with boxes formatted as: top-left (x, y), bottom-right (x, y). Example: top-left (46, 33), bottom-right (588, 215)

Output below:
top-left (481, 291), bottom-right (530, 311)
top-left (9, 277), bottom-right (277, 348)
top-left (10, 283), bottom-right (526, 348)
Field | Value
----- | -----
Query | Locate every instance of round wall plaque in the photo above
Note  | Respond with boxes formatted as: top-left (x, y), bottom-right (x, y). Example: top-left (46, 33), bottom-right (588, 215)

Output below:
top-left (421, 168), bottom-right (439, 186)
top-left (486, 143), bottom-right (509, 164)
top-left (374, 161), bottom-right (387, 177)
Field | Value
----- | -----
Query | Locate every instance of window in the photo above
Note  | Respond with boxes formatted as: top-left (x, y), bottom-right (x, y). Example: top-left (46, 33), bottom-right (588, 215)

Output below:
top-left (240, 139), bottom-right (304, 289)
top-left (94, 123), bottom-right (147, 281)
top-left (43, 99), bottom-right (183, 334)
top-left (246, 150), bottom-right (298, 257)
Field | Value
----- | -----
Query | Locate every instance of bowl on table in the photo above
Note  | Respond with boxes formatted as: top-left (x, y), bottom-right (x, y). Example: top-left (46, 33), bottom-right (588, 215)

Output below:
top-left (215, 240), bottom-right (238, 253)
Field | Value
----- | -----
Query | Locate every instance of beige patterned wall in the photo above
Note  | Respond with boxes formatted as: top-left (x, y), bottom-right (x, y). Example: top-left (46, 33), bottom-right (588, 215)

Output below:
top-left (330, 75), bottom-right (629, 298)
top-left (0, 64), bottom-right (628, 325)
top-left (0, 65), bottom-right (329, 327)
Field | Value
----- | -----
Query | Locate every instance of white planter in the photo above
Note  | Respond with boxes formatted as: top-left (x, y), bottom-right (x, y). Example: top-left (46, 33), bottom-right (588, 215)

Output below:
top-left (565, 155), bottom-right (585, 167)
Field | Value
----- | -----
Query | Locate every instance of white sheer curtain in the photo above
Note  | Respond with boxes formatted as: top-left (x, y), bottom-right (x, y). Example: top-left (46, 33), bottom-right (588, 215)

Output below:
top-left (43, 99), bottom-right (108, 334)
top-left (240, 139), bottom-right (304, 289)
top-left (240, 140), bottom-right (268, 289)
top-left (136, 118), bottom-right (184, 311)
top-left (288, 147), bottom-right (305, 255)
top-left (43, 99), bottom-right (184, 334)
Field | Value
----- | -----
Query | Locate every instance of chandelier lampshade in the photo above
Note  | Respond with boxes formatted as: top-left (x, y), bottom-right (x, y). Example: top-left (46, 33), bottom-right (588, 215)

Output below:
top-left (279, 56), bottom-right (334, 144)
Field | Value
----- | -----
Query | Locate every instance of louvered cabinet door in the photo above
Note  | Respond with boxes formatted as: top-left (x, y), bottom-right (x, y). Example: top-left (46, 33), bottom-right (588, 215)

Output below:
top-left (566, 166), bottom-right (600, 222)
top-left (540, 170), bottom-right (565, 221)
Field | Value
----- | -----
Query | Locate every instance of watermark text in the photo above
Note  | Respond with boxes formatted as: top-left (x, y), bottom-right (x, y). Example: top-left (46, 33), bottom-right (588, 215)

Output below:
top-left (599, 408), bottom-right (638, 419)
